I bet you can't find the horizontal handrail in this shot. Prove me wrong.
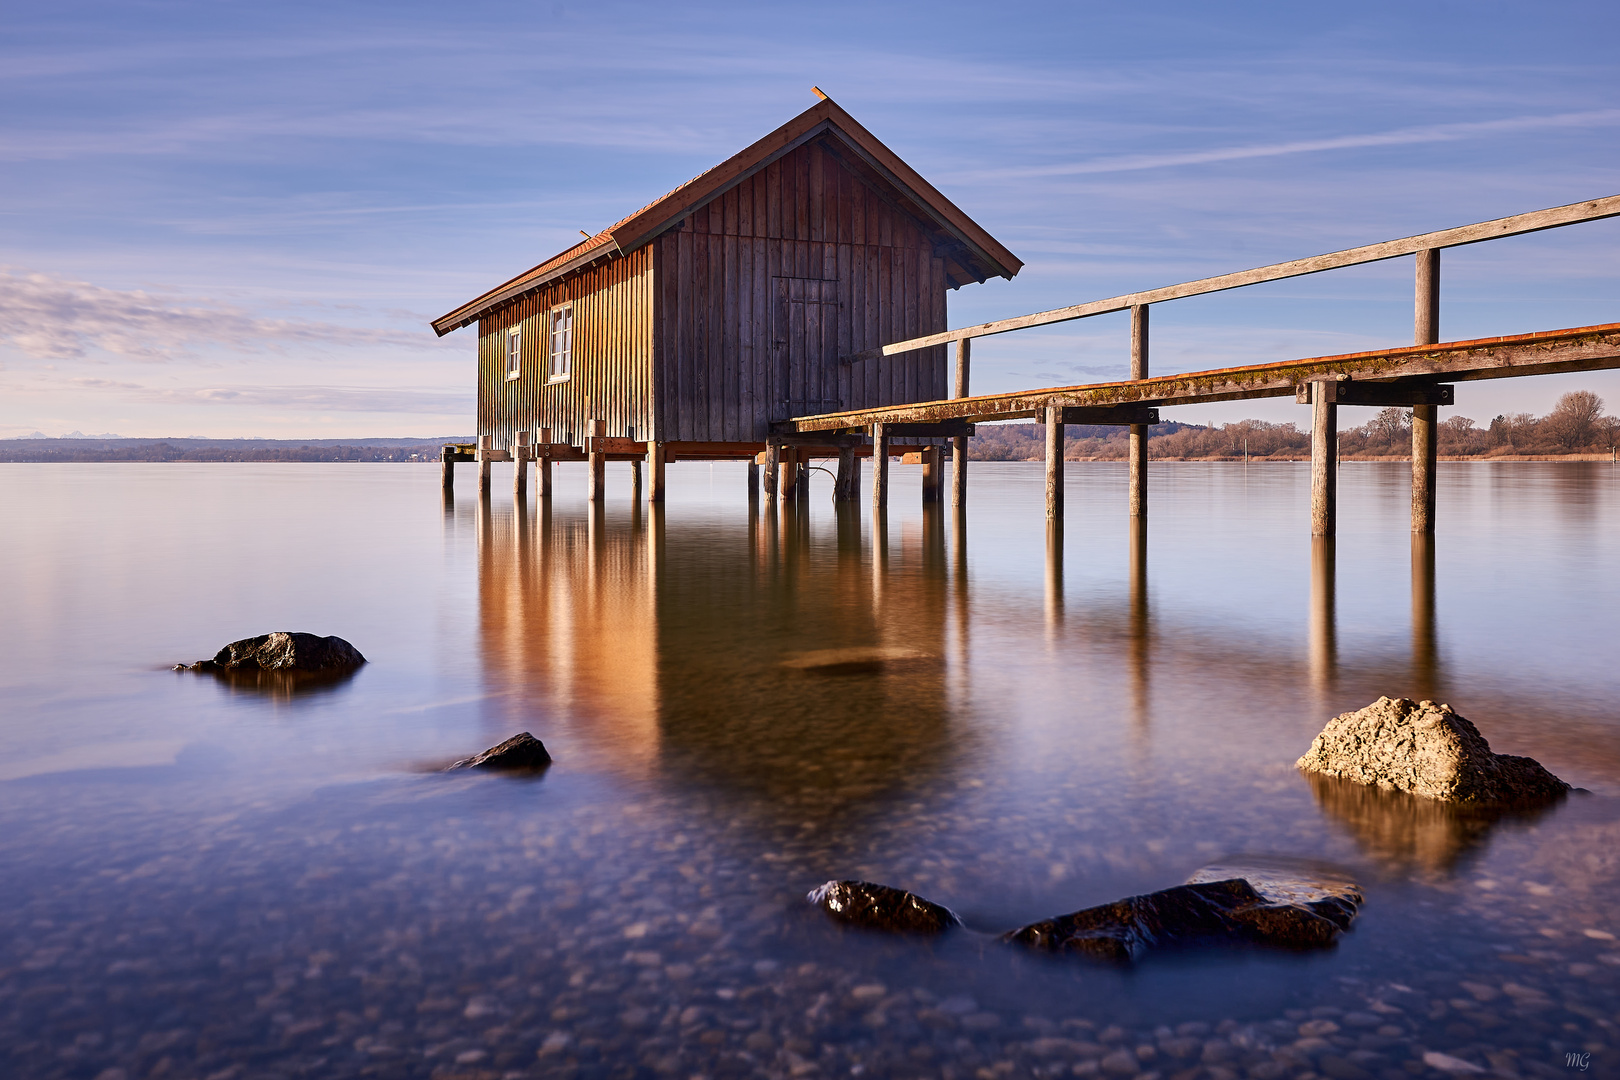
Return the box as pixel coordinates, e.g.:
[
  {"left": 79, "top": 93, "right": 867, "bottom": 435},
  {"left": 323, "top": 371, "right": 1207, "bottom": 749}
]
[{"left": 845, "top": 193, "right": 1620, "bottom": 363}]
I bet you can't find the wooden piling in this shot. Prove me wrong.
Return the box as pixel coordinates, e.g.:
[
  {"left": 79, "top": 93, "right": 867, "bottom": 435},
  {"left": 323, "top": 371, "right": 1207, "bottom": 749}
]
[
  {"left": 587, "top": 419, "right": 606, "bottom": 502},
  {"left": 920, "top": 445, "right": 942, "bottom": 503},
  {"left": 1044, "top": 405, "right": 1064, "bottom": 520},
  {"left": 537, "top": 427, "right": 553, "bottom": 498},
  {"left": 763, "top": 442, "right": 780, "bottom": 501},
  {"left": 478, "top": 434, "right": 492, "bottom": 498},
  {"left": 747, "top": 459, "right": 759, "bottom": 503},
  {"left": 952, "top": 338, "right": 970, "bottom": 512},
  {"left": 1309, "top": 537, "right": 1337, "bottom": 690},
  {"left": 834, "top": 446, "right": 858, "bottom": 501},
  {"left": 871, "top": 423, "right": 889, "bottom": 513},
  {"left": 1129, "top": 304, "right": 1149, "bottom": 518},
  {"left": 648, "top": 441, "right": 666, "bottom": 503},
  {"left": 779, "top": 447, "right": 799, "bottom": 500},
  {"left": 514, "top": 429, "right": 530, "bottom": 502},
  {"left": 1412, "top": 248, "right": 1440, "bottom": 535},
  {"left": 630, "top": 457, "right": 642, "bottom": 502},
  {"left": 1311, "top": 384, "right": 1337, "bottom": 537},
  {"left": 441, "top": 445, "right": 455, "bottom": 494}
]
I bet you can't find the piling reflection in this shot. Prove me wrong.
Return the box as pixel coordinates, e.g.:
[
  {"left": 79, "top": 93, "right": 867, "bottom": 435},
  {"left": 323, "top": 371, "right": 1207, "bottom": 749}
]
[{"left": 473, "top": 498, "right": 957, "bottom": 812}]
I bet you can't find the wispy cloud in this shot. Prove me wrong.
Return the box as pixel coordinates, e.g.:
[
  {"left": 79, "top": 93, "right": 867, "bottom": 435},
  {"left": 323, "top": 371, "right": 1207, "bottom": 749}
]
[
  {"left": 55, "top": 376, "right": 470, "bottom": 415},
  {"left": 955, "top": 109, "right": 1620, "bottom": 181},
  {"left": 0, "top": 268, "right": 445, "bottom": 361}
]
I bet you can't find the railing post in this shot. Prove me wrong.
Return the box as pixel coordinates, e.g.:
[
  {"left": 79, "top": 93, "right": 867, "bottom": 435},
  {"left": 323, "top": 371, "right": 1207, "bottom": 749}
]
[
  {"left": 952, "top": 338, "right": 971, "bottom": 512},
  {"left": 1311, "top": 384, "right": 1337, "bottom": 537},
  {"left": 1129, "top": 305, "right": 1149, "bottom": 518},
  {"left": 871, "top": 423, "right": 889, "bottom": 513},
  {"left": 1412, "top": 249, "right": 1440, "bottom": 535},
  {"left": 537, "top": 427, "right": 552, "bottom": 498},
  {"left": 1045, "top": 404, "right": 1064, "bottom": 520}
]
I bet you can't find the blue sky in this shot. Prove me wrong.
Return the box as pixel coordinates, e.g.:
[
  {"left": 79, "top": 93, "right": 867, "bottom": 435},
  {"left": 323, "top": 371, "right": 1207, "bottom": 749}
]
[{"left": 2, "top": 0, "right": 1617, "bottom": 437}]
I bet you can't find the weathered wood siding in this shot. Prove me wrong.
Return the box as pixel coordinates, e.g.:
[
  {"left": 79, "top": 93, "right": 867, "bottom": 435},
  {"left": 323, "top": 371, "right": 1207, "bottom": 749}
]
[
  {"left": 652, "top": 137, "right": 950, "bottom": 442},
  {"left": 477, "top": 246, "right": 654, "bottom": 449}
]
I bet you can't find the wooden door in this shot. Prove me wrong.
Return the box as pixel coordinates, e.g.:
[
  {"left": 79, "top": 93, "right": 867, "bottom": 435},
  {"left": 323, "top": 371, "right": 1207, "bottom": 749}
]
[{"left": 772, "top": 277, "right": 843, "bottom": 420}]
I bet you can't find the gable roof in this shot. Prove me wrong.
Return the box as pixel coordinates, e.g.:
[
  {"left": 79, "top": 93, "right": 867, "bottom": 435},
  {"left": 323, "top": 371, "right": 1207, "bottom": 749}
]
[{"left": 431, "top": 96, "right": 1022, "bottom": 336}]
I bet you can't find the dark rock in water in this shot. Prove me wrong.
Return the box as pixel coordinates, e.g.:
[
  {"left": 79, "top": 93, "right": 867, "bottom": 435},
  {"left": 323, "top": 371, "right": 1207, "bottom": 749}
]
[
  {"left": 1002, "top": 874, "right": 1361, "bottom": 961},
  {"left": 448, "top": 732, "right": 552, "bottom": 773},
  {"left": 186, "top": 632, "right": 366, "bottom": 673},
  {"left": 808, "top": 880, "right": 960, "bottom": 934},
  {"left": 1296, "top": 696, "right": 1568, "bottom": 807}
]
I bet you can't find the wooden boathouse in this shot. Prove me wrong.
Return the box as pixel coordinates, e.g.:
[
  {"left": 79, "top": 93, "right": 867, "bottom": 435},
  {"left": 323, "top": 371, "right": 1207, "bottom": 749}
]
[{"left": 432, "top": 92, "right": 1021, "bottom": 502}]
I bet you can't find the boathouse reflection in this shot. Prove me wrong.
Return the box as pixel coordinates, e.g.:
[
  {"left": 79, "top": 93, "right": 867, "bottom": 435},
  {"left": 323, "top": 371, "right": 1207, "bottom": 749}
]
[{"left": 472, "top": 497, "right": 957, "bottom": 808}]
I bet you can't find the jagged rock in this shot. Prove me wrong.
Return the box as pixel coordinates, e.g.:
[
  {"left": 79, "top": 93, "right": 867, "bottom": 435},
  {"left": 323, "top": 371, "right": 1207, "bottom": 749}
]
[
  {"left": 807, "top": 880, "right": 960, "bottom": 934},
  {"left": 448, "top": 732, "right": 552, "bottom": 772},
  {"left": 1296, "top": 697, "right": 1568, "bottom": 806},
  {"left": 1002, "top": 870, "right": 1361, "bottom": 962},
  {"left": 185, "top": 632, "right": 365, "bottom": 673}
]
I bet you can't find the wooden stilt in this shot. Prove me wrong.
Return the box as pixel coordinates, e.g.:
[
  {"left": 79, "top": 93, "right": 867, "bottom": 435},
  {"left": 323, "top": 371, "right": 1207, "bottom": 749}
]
[
  {"left": 834, "top": 446, "right": 857, "bottom": 501},
  {"left": 747, "top": 459, "right": 759, "bottom": 502},
  {"left": 763, "top": 442, "right": 780, "bottom": 501},
  {"left": 537, "top": 427, "right": 552, "bottom": 498},
  {"left": 648, "top": 441, "right": 666, "bottom": 504},
  {"left": 779, "top": 447, "right": 798, "bottom": 500},
  {"left": 920, "top": 445, "right": 942, "bottom": 503},
  {"left": 478, "top": 434, "right": 492, "bottom": 499},
  {"left": 871, "top": 423, "right": 889, "bottom": 513},
  {"left": 1411, "top": 532, "right": 1437, "bottom": 700},
  {"left": 1412, "top": 248, "right": 1440, "bottom": 535},
  {"left": 952, "top": 338, "right": 970, "bottom": 512},
  {"left": 1045, "top": 405, "right": 1064, "bottom": 520},
  {"left": 630, "top": 457, "right": 642, "bottom": 502},
  {"left": 1311, "top": 385, "right": 1337, "bottom": 537},
  {"left": 1129, "top": 304, "right": 1149, "bottom": 519},
  {"left": 1309, "top": 537, "right": 1336, "bottom": 690},
  {"left": 513, "top": 430, "right": 530, "bottom": 502},
  {"left": 587, "top": 419, "right": 606, "bottom": 502},
  {"left": 441, "top": 445, "right": 455, "bottom": 495}
]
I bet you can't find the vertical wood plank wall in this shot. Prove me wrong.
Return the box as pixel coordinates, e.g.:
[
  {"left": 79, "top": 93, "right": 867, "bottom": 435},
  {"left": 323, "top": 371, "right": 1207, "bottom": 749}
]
[
  {"left": 652, "top": 137, "right": 949, "bottom": 442},
  {"left": 477, "top": 246, "right": 654, "bottom": 448}
]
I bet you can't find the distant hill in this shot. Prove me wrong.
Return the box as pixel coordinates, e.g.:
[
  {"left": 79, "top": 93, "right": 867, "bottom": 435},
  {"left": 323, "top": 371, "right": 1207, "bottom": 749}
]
[{"left": 0, "top": 437, "right": 473, "bottom": 463}]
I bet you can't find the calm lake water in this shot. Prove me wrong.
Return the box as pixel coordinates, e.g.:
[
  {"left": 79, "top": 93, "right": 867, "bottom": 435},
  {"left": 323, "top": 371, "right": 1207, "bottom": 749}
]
[{"left": 1, "top": 460, "right": 1617, "bottom": 1080}]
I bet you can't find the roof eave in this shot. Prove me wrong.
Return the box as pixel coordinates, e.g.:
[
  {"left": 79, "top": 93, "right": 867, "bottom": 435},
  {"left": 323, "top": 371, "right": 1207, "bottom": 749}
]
[{"left": 430, "top": 240, "right": 622, "bottom": 336}]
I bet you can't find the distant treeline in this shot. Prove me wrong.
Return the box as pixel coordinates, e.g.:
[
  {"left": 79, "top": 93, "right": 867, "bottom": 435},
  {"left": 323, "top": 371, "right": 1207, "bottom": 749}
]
[
  {"left": 970, "top": 391, "right": 1619, "bottom": 461},
  {"left": 0, "top": 438, "right": 472, "bottom": 463}
]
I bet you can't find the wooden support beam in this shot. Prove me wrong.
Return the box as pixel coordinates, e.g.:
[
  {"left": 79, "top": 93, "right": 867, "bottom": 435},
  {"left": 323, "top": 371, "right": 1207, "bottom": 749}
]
[
  {"left": 441, "top": 445, "right": 455, "bottom": 494},
  {"left": 763, "top": 442, "right": 780, "bottom": 501},
  {"left": 779, "top": 446, "right": 799, "bottom": 500},
  {"left": 920, "top": 445, "right": 942, "bottom": 503},
  {"left": 537, "top": 428, "right": 552, "bottom": 497},
  {"left": 871, "top": 422, "right": 889, "bottom": 513},
  {"left": 587, "top": 436, "right": 649, "bottom": 455},
  {"left": 1295, "top": 380, "right": 1454, "bottom": 406},
  {"left": 1413, "top": 249, "right": 1440, "bottom": 535},
  {"left": 1129, "top": 304, "right": 1148, "bottom": 520},
  {"left": 587, "top": 419, "right": 606, "bottom": 503},
  {"left": 834, "top": 445, "right": 858, "bottom": 501},
  {"left": 478, "top": 434, "right": 492, "bottom": 498},
  {"left": 1043, "top": 406, "right": 1159, "bottom": 426},
  {"left": 1311, "top": 384, "right": 1337, "bottom": 537},
  {"left": 1045, "top": 404, "right": 1064, "bottom": 520},
  {"left": 630, "top": 457, "right": 642, "bottom": 502},
  {"left": 514, "top": 429, "right": 530, "bottom": 502},
  {"left": 747, "top": 458, "right": 759, "bottom": 502},
  {"left": 648, "top": 441, "right": 666, "bottom": 504}
]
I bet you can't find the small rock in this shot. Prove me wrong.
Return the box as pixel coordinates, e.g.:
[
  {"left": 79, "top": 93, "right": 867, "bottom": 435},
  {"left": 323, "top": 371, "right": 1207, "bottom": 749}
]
[
  {"left": 184, "top": 632, "right": 365, "bottom": 673},
  {"left": 1297, "top": 1020, "right": 1339, "bottom": 1038},
  {"left": 447, "top": 732, "right": 552, "bottom": 772},
  {"left": 1296, "top": 697, "right": 1568, "bottom": 805},
  {"left": 1421, "top": 1050, "right": 1485, "bottom": 1074},
  {"left": 1099, "top": 1049, "right": 1138, "bottom": 1075},
  {"left": 807, "top": 880, "right": 960, "bottom": 934}
]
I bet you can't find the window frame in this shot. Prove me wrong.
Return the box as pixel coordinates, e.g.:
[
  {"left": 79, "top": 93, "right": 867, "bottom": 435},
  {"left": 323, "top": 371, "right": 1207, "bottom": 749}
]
[
  {"left": 546, "top": 304, "right": 573, "bottom": 384},
  {"left": 505, "top": 325, "right": 522, "bottom": 382}
]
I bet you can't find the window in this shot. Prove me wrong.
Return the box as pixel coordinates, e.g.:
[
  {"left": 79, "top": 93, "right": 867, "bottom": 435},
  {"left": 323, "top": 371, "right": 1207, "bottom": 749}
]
[
  {"left": 505, "top": 326, "right": 522, "bottom": 381},
  {"left": 548, "top": 305, "right": 572, "bottom": 382}
]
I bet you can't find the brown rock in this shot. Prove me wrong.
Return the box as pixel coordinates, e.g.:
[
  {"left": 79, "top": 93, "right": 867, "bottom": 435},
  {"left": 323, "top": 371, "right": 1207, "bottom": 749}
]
[
  {"left": 1296, "top": 697, "right": 1567, "bottom": 806},
  {"left": 447, "top": 732, "right": 552, "bottom": 772},
  {"left": 187, "top": 632, "right": 365, "bottom": 673},
  {"left": 807, "top": 880, "right": 960, "bottom": 934}
]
